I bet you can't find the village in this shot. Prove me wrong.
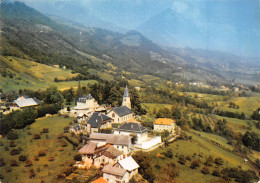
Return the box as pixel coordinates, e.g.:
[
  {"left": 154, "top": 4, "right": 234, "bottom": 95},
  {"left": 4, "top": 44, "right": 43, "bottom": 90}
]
[{"left": 0, "top": 86, "right": 181, "bottom": 183}]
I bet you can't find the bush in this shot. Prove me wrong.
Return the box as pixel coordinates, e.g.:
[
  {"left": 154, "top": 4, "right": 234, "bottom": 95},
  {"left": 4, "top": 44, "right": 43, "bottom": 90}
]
[
  {"left": 10, "top": 148, "right": 21, "bottom": 155},
  {"left": 201, "top": 166, "right": 210, "bottom": 174},
  {"left": 19, "top": 155, "right": 27, "bottom": 162},
  {"left": 48, "top": 156, "right": 55, "bottom": 161},
  {"left": 29, "top": 169, "right": 36, "bottom": 178},
  {"left": 25, "top": 160, "right": 33, "bottom": 167},
  {"left": 41, "top": 128, "right": 49, "bottom": 133},
  {"left": 64, "top": 126, "right": 70, "bottom": 133},
  {"left": 178, "top": 155, "right": 186, "bottom": 165},
  {"left": 7, "top": 131, "right": 19, "bottom": 140},
  {"left": 4, "top": 146, "right": 9, "bottom": 151},
  {"left": 27, "top": 131, "right": 32, "bottom": 135},
  {"left": 33, "top": 156, "right": 39, "bottom": 161},
  {"left": 60, "top": 141, "right": 68, "bottom": 147},
  {"left": 215, "top": 158, "right": 224, "bottom": 165},
  {"left": 74, "top": 154, "right": 82, "bottom": 161},
  {"left": 0, "top": 158, "right": 5, "bottom": 167},
  {"left": 38, "top": 151, "right": 46, "bottom": 157},
  {"left": 33, "top": 134, "right": 41, "bottom": 140},
  {"left": 9, "top": 140, "right": 16, "bottom": 147},
  {"left": 190, "top": 160, "right": 200, "bottom": 169},
  {"left": 212, "top": 170, "right": 221, "bottom": 177},
  {"left": 57, "top": 134, "right": 63, "bottom": 139},
  {"left": 163, "top": 149, "right": 173, "bottom": 159},
  {"left": 10, "top": 159, "right": 18, "bottom": 167}
]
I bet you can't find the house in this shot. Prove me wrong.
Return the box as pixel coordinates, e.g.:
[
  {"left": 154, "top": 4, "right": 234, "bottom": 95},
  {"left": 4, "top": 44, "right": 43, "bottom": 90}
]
[
  {"left": 154, "top": 118, "right": 176, "bottom": 134},
  {"left": 77, "top": 142, "right": 124, "bottom": 169},
  {"left": 89, "top": 133, "right": 131, "bottom": 154},
  {"left": 14, "top": 96, "right": 41, "bottom": 108},
  {"left": 114, "top": 122, "right": 148, "bottom": 144},
  {"left": 77, "top": 113, "right": 88, "bottom": 123},
  {"left": 92, "top": 177, "right": 108, "bottom": 183},
  {"left": 85, "top": 112, "right": 113, "bottom": 134},
  {"left": 53, "top": 65, "right": 59, "bottom": 68},
  {"left": 71, "top": 94, "right": 99, "bottom": 114},
  {"left": 103, "top": 156, "right": 139, "bottom": 183},
  {"left": 107, "top": 106, "right": 134, "bottom": 124}
]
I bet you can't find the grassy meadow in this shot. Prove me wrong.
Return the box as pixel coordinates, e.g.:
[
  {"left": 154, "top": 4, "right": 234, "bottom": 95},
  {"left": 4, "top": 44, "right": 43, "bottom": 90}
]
[{"left": 0, "top": 116, "right": 78, "bottom": 183}]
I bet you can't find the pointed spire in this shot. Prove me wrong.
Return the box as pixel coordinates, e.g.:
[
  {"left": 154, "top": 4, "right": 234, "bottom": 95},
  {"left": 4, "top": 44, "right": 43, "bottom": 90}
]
[{"left": 123, "top": 85, "right": 129, "bottom": 97}]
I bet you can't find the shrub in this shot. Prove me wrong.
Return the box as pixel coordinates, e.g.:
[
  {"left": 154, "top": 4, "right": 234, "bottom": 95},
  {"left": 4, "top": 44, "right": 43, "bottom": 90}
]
[
  {"left": 74, "top": 154, "right": 82, "bottom": 161},
  {"left": 215, "top": 158, "right": 224, "bottom": 165},
  {"left": 29, "top": 169, "right": 36, "bottom": 178},
  {"left": 178, "top": 155, "right": 186, "bottom": 165},
  {"left": 57, "top": 134, "right": 63, "bottom": 139},
  {"left": 163, "top": 149, "right": 173, "bottom": 159},
  {"left": 25, "top": 160, "right": 33, "bottom": 167},
  {"left": 190, "top": 160, "right": 200, "bottom": 169},
  {"left": 38, "top": 151, "right": 46, "bottom": 157},
  {"left": 33, "top": 134, "right": 41, "bottom": 140},
  {"left": 27, "top": 131, "right": 32, "bottom": 135},
  {"left": 33, "top": 156, "right": 39, "bottom": 161},
  {"left": 19, "top": 155, "right": 27, "bottom": 162},
  {"left": 201, "top": 166, "right": 210, "bottom": 174},
  {"left": 10, "top": 159, "right": 18, "bottom": 167},
  {"left": 7, "top": 131, "right": 19, "bottom": 140},
  {"left": 212, "top": 170, "right": 221, "bottom": 177},
  {"left": 48, "top": 156, "right": 54, "bottom": 161},
  {"left": 4, "top": 146, "right": 9, "bottom": 151},
  {"left": 0, "top": 158, "right": 5, "bottom": 167},
  {"left": 60, "top": 141, "right": 68, "bottom": 147},
  {"left": 0, "top": 141, "right": 4, "bottom": 146},
  {"left": 41, "top": 128, "right": 49, "bottom": 133},
  {"left": 64, "top": 126, "right": 70, "bottom": 133},
  {"left": 10, "top": 148, "right": 21, "bottom": 155},
  {"left": 9, "top": 140, "right": 16, "bottom": 147}
]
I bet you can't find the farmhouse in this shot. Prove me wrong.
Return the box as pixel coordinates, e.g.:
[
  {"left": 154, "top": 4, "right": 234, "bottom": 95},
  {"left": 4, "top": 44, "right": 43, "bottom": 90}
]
[
  {"left": 14, "top": 96, "right": 41, "bottom": 108},
  {"left": 89, "top": 133, "right": 131, "bottom": 154},
  {"left": 77, "top": 142, "right": 124, "bottom": 169},
  {"left": 114, "top": 122, "right": 148, "bottom": 144},
  {"left": 102, "top": 156, "right": 139, "bottom": 183},
  {"left": 154, "top": 118, "right": 176, "bottom": 134},
  {"left": 85, "top": 112, "right": 113, "bottom": 134},
  {"left": 107, "top": 106, "right": 133, "bottom": 123}
]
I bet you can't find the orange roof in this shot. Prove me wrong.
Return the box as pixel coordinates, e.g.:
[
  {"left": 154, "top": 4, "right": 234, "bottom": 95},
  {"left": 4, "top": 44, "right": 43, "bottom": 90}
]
[
  {"left": 154, "top": 118, "right": 175, "bottom": 125},
  {"left": 127, "top": 118, "right": 140, "bottom": 123},
  {"left": 92, "top": 177, "right": 107, "bottom": 183}
]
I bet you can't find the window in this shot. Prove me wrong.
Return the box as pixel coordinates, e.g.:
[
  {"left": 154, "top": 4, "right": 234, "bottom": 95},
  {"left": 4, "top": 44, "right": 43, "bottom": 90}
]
[{"left": 112, "top": 113, "right": 115, "bottom": 118}]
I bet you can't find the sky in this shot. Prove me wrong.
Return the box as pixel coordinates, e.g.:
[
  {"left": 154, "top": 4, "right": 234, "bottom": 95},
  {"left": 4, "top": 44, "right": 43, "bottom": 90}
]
[{"left": 11, "top": 0, "right": 260, "bottom": 58}]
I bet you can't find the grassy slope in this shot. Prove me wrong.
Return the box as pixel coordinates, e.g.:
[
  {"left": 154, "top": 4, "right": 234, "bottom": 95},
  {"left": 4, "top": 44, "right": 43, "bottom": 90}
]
[
  {"left": 0, "top": 116, "right": 77, "bottom": 183},
  {"left": 0, "top": 56, "right": 98, "bottom": 92}
]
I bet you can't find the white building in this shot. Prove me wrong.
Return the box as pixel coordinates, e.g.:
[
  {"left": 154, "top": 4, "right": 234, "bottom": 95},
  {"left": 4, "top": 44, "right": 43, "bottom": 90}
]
[
  {"left": 85, "top": 112, "right": 113, "bottom": 134},
  {"left": 107, "top": 106, "right": 133, "bottom": 124},
  {"left": 114, "top": 122, "right": 148, "bottom": 144},
  {"left": 71, "top": 94, "right": 99, "bottom": 115},
  {"left": 122, "top": 86, "right": 131, "bottom": 109},
  {"left": 154, "top": 118, "right": 176, "bottom": 134}
]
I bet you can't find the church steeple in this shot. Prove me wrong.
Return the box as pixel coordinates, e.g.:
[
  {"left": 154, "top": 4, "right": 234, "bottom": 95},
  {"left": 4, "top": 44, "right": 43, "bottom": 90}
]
[{"left": 122, "top": 86, "right": 131, "bottom": 109}]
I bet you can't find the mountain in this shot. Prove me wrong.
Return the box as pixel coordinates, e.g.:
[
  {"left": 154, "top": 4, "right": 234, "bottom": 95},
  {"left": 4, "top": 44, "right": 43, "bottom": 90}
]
[
  {"left": 136, "top": 1, "right": 260, "bottom": 58},
  {"left": 19, "top": 0, "right": 126, "bottom": 33}
]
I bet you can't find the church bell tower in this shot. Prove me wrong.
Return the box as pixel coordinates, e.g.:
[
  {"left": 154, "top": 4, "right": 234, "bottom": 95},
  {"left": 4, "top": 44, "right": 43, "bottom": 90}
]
[{"left": 122, "top": 86, "right": 131, "bottom": 109}]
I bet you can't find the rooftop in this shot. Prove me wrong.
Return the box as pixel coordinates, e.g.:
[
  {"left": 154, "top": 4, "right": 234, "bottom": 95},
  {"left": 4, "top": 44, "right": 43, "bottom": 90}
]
[
  {"left": 123, "top": 86, "right": 129, "bottom": 97},
  {"left": 118, "top": 156, "right": 139, "bottom": 171},
  {"left": 87, "top": 112, "right": 112, "bottom": 128},
  {"left": 102, "top": 165, "right": 126, "bottom": 177},
  {"left": 154, "top": 118, "right": 175, "bottom": 126},
  {"left": 89, "top": 133, "right": 130, "bottom": 146},
  {"left": 112, "top": 106, "right": 133, "bottom": 117},
  {"left": 116, "top": 122, "right": 147, "bottom": 133},
  {"left": 14, "top": 97, "right": 41, "bottom": 108},
  {"left": 77, "top": 94, "right": 94, "bottom": 103},
  {"left": 78, "top": 142, "right": 97, "bottom": 155},
  {"left": 92, "top": 177, "right": 108, "bottom": 183}
]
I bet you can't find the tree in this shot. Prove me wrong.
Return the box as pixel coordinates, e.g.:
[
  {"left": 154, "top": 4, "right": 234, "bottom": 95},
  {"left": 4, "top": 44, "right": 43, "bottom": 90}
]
[
  {"left": 106, "top": 87, "right": 122, "bottom": 106},
  {"left": 132, "top": 151, "right": 155, "bottom": 182},
  {"left": 190, "top": 160, "right": 200, "bottom": 169},
  {"left": 43, "top": 86, "right": 64, "bottom": 107}
]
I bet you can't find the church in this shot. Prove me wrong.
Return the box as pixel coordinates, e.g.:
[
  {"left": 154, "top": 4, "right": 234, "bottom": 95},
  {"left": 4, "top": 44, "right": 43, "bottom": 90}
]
[{"left": 107, "top": 86, "right": 134, "bottom": 123}]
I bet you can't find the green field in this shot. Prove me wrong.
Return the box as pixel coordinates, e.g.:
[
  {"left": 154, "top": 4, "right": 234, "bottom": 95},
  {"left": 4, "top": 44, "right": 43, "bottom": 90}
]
[
  {"left": 0, "top": 56, "right": 98, "bottom": 92},
  {"left": 0, "top": 116, "right": 77, "bottom": 183},
  {"left": 150, "top": 130, "right": 251, "bottom": 183},
  {"left": 218, "top": 97, "right": 260, "bottom": 118}
]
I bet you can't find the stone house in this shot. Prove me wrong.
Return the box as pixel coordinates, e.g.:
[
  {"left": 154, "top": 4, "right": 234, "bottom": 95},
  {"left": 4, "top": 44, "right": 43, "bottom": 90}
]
[
  {"left": 85, "top": 112, "right": 113, "bottom": 134},
  {"left": 154, "top": 118, "right": 176, "bottom": 134},
  {"left": 107, "top": 106, "right": 134, "bottom": 124}
]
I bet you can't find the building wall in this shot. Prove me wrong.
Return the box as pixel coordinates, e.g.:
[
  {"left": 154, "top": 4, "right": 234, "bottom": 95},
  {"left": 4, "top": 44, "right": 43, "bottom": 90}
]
[
  {"left": 107, "top": 112, "right": 133, "bottom": 124},
  {"left": 113, "top": 144, "right": 130, "bottom": 154},
  {"left": 154, "top": 124, "right": 175, "bottom": 133},
  {"left": 114, "top": 131, "right": 148, "bottom": 144},
  {"left": 103, "top": 172, "right": 129, "bottom": 183},
  {"left": 122, "top": 96, "right": 131, "bottom": 109}
]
